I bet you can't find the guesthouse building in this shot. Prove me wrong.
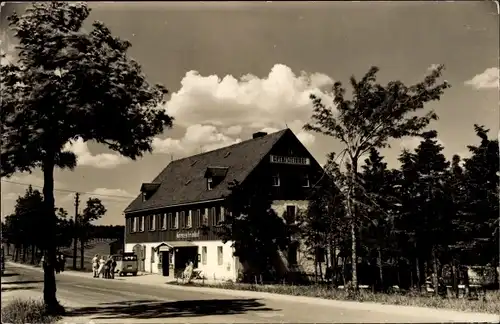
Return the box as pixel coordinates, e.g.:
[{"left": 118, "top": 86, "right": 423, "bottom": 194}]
[{"left": 124, "top": 129, "right": 324, "bottom": 281}]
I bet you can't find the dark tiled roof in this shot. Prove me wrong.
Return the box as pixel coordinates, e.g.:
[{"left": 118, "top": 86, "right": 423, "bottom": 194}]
[{"left": 124, "top": 129, "right": 289, "bottom": 214}]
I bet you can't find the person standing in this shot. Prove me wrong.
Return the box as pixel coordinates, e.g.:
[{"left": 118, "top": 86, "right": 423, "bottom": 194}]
[
  {"left": 92, "top": 254, "right": 99, "bottom": 278},
  {"left": 104, "top": 256, "right": 111, "bottom": 279},
  {"left": 55, "top": 254, "right": 61, "bottom": 274},
  {"left": 110, "top": 256, "right": 117, "bottom": 279},
  {"left": 98, "top": 255, "right": 106, "bottom": 278},
  {"left": 60, "top": 254, "right": 66, "bottom": 272}
]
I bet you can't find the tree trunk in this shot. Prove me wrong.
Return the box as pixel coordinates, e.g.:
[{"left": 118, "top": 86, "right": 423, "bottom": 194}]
[
  {"left": 431, "top": 247, "right": 439, "bottom": 297},
  {"left": 31, "top": 244, "right": 35, "bottom": 264},
  {"left": 415, "top": 256, "right": 421, "bottom": 289},
  {"left": 330, "top": 240, "right": 337, "bottom": 287},
  {"left": 80, "top": 238, "right": 85, "bottom": 270},
  {"left": 42, "top": 154, "right": 64, "bottom": 314},
  {"left": 377, "top": 246, "right": 384, "bottom": 291},
  {"left": 349, "top": 158, "right": 359, "bottom": 291},
  {"left": 73, "top": 226, "right": 78, "bottom": 270},
  {"left": 14, "top": 245, "right": 19, "bottom": 262},
  {"left": 451, "top": 259, "right": 459, "bottom": 298}
]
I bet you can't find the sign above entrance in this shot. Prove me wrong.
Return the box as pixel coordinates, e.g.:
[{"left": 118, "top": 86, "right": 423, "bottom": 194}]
[
  {"left": 270, "top": 155, "right": 310, "bottom": 166},
  {"left": 176, "top": 231, "right": 200, "bottom": 240}
]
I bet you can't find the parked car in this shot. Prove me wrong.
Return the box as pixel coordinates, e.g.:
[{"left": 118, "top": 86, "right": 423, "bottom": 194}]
[{"left": 113, "top": 252, "right": 138, "bottom": 276}]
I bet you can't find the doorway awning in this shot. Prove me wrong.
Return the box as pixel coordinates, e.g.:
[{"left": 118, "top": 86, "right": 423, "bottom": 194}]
[{"left": 155, "top": 241, "right": 196, "bottom": 252}]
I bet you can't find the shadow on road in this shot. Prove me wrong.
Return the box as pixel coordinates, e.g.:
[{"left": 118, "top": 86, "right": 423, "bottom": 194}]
[
  {"left": 1, "top": 272, "right": 19, "bottom": 278},
  {"left": 1, "top": 286, "right": 38, "bottom": 292},
  {"left": 2, "top": 280, "right": 44, "bottom": 285},
  {"left": 66, "top": 298, "right": 278, "bottom": 319}
]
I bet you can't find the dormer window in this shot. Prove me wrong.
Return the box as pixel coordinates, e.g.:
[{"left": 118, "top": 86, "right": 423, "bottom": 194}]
[
  {"left": 204, "top": 166, "right": 229, "bottom": 191},
  {"left": 140, "top": 183, "right": 160, "bottom": 201}
]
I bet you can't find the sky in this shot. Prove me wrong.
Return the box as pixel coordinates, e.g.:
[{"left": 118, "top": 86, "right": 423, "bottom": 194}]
[{"left": 0, "top": 1, "right": 498, "bottom": 225}]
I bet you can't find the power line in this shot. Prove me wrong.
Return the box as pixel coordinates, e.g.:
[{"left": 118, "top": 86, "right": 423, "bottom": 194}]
[{"left": 1, "top": 179, "right": 136, "bottom": 199}]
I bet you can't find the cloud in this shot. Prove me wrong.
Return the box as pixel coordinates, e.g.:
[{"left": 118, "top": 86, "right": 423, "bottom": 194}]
[
  {"left": 225, "top": 125, "right": 243, "bottom": 136},
  {"left": 165, "top": 63, "right": 335, "bottom": 131},
  {"left": 464, "top": 67, "right": 499, "bottom": 90},
  {"left": 64, "top": 138, "right": 129, "bottom": 169},
  {"left": 259, "top": 119, "right": 316, "bottom": 148},
  {"left": 153, "top": 124, "right": 242, "bottom": 157},
  {"left": 155, "top": 65, "right": 332, "bottom": 157},
  {"left": 89, "top": 188, "right": 134, "bottom": 200},
  {"left": 1, "top": 173, "right": 66, "bottom": 218},
  {"left": 427, "top": 63, "right": 441, "bottom": 72}
]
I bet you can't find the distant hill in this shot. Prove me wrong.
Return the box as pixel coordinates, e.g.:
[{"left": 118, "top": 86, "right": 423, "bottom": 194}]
[{"left": 60, "top": 238, "right": 118, "bottom": 271}]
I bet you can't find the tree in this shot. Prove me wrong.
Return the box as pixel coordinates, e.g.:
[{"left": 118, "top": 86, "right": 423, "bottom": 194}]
[
  {"left": 219, "top": 180, "right": 290, "bottom": 283},
  {"left": 304, "top": 65, "right": 450, "bottom": 290},
  {"left": 398, "top": 131, "right": 450, "bottom": 295},
  {"left": 13, "top": 186, "right": 45, "bottom": 263},
  {"left": 2, "top": 187, "right": 70, "bottom": 264},
  {"left": 0, "top": 2, "right": 172, "bottom": 313},
  {"left": 298, "top": 152, "right": 348, "bottom": 285},
  {"left": 359, "top": 148, "right": 399, "bottom": 290},
  {"left": 78, "top": 197, "right": 107, "bottom": 269},
  {"left": 462, "top": 125, "right": 499, "bottom": 272}
]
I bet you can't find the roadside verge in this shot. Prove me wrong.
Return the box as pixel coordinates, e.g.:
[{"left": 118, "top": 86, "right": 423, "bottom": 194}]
[{"left": 7, "top": 261, "right": 500, "bottom": 323}]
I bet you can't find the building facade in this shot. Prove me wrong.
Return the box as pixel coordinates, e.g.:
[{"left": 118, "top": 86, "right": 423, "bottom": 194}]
[{"left": 124, "top": 129, "right": 324, "bottom": 281}]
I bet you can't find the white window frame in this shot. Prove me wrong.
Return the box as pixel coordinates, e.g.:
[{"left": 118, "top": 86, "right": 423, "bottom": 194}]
[
  {"left": 211, "top": 207, "right": 217, "bottom": 226},
  {"left": 131, "top": 217, "right": 136, "bottom": 233},
  {"left": 187, "top": 210, "right": 193, "bottom": 228},
  {"left": 202, "top": 246, "right": 207, "bottom": 265},
  {"left": 173, "top": 212, "right": 179, "bottom": 229},
  {"left": 162, "top": 214, "right": 168, "bottom": 230},
  {"left": 302, "top": 174, "right": 310, "bottom": 188},
  {"left": 179, "top": 211, "right": 185, "bottom": 228},
  {"left": 272, "top": 173, "right": 280, "bottom": 187},
  {"left": 149, "top": 214, "right": 156, "bottom": 231},
  {"left": 217, "top": 246, "right": 223, "bottom": 265},
  {"left": 207, "top": 177, "right": 214, "bottom": 190},
  {"left": 220, "top": 206, "right": 226, "bottom": 223},
  {"left": 139, "top": 216, "right": 145, "bottom": 232},
  {"left": 202, "top": 208, "right": 208, "bottom": 226}
]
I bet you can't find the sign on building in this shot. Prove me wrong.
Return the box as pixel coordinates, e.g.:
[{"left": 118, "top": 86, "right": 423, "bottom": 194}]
[
  {"left": 176, "top": 231, "right": 200, "bottom": 240},
  {"left": 270, "top": 155, "right": 310, "bottom": 166}
]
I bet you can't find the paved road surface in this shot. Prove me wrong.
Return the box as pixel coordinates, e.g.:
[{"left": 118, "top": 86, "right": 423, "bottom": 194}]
[{"left": 2, "top": 264, "right": 497, "bottom": 323}]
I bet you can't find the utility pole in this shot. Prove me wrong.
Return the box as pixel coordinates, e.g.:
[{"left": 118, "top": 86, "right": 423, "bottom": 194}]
[{"left": 72, "top": 192, "right": 80, "bottom": 270}]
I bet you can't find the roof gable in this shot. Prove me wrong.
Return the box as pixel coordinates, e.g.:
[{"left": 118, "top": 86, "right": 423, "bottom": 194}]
[{"left": 124, "top": 129, "right": 289, "bottom": 214}]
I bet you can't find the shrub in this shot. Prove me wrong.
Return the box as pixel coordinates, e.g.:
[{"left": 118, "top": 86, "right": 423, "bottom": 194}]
[{"left": 1, "top": 298, "right": 60, "bottom": 324}]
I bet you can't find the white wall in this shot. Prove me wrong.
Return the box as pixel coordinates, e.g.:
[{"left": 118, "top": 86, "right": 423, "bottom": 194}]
[
  {"left": 271, "top": 200, "right": 309, "bottom": 217},
  {"left": 123, "top": 200, "right": 310, "bottom": 278},
  {"left": 193, "top": 240, "right": 236, "bottom": 281},
  {"left": 125, "top": 242, "right": 161, "bottom": 274},
  {"left": 271, "top": 200, "right": 318, "bottom": 274},
  {"left": 125, "top": 240, "right": 238, "bottom": 280}
]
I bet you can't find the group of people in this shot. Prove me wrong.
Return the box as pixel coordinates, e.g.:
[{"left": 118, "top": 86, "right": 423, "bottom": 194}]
[
  {"left": 92, "top": 254, "right": 117, "bottom": 279},
  {"left": 40, "top": 253, "right": 66, "bottom": 274}
]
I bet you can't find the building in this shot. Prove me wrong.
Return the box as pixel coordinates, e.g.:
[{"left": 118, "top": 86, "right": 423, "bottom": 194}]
[{"left": 123, "top": 129, "right": 324, "bottom": 281}]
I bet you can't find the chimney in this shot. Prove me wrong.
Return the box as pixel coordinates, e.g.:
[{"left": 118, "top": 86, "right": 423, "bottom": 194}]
[{"left": 252, "top": 131, "right": 267, "bottom": 139}]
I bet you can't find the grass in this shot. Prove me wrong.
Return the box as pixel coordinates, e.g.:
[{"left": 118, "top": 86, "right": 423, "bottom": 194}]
[
  {"left": 1, "top": 298, "right": 61, "bottom": 324},
  {"left": 168, "top": 281, "right": 500, "bottom": 315}
]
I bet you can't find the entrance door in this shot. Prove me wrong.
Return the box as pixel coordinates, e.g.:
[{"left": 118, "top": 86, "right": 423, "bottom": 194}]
[{"left": 161, "top": 251, "right": 170, "bottom": 276}]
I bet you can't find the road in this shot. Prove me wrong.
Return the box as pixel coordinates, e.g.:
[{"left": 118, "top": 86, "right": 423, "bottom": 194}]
[{"left": 2, "top": 264, "right": 497, "bottom": 323}]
